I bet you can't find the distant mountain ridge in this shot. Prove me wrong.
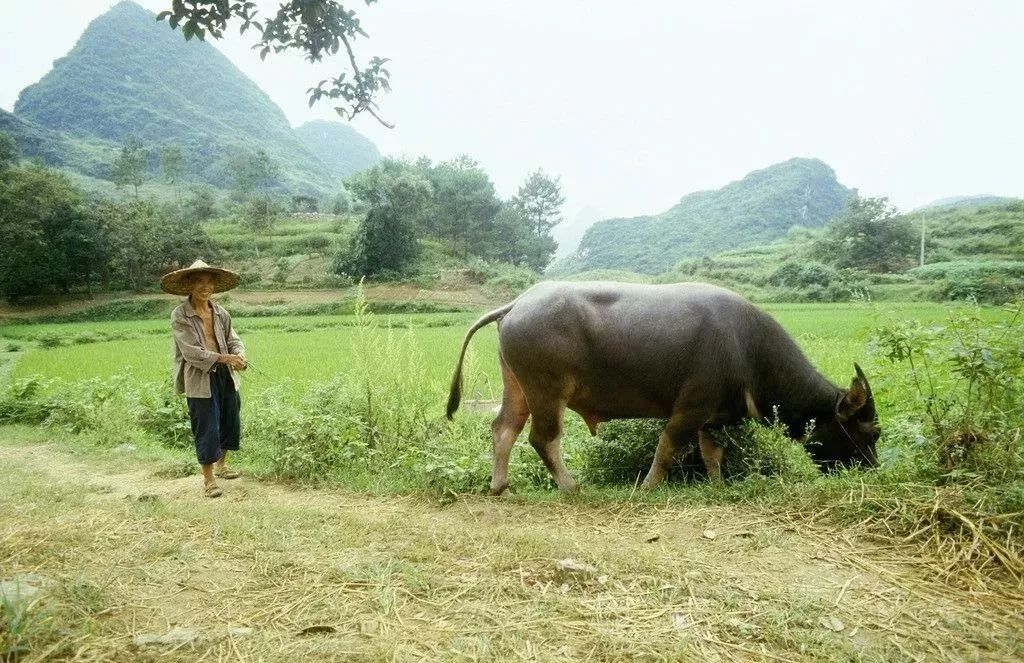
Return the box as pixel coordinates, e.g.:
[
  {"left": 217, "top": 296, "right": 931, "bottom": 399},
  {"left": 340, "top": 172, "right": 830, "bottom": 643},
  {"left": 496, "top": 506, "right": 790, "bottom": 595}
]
[
  {"left": 9, "top": 1, "right": 378, "bottom": 195},
  {"left": 295, "top": 120, "right": 381, "bottom": 181},
  {"left": 560, "top": 158, "right": 851, "bottom": 274},
  {"left": 915, "top": 195, "right": 1019, "bottom": 212}
]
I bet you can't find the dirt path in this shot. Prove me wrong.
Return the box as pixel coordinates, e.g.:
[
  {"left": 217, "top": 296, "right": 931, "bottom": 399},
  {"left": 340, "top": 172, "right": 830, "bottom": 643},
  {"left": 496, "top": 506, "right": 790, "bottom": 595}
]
[{"left": 1, "top": 439, "right": 1021, "bottom": 662}]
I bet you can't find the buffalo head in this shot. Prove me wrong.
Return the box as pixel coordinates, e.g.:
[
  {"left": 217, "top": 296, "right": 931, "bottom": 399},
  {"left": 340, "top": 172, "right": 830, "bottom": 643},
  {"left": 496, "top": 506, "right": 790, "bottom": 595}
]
[{"left": 806, "top": 364, "right": 879, "bottom": 469}]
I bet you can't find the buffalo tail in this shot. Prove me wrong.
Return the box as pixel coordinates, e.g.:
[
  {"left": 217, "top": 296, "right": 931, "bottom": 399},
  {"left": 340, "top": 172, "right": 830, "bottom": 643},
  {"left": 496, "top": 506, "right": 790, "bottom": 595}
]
[{"left": 446, "top": 302, "right": 515, "bottom": 420}]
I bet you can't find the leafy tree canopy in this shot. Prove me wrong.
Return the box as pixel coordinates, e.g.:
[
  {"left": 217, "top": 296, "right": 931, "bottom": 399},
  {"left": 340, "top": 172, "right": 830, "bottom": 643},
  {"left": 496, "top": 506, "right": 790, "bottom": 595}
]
[
  {"left": 512, "top": 169, "right": 566, "bottom": 236},
  {"left": 0, "top": 131, "right": 20, "bottom": 172},
  {"left": 112, "top": 137, "right": 148, "bottom": 198},
  {"left": 812, "top": 195, "right": 917, "bottom": 273}
]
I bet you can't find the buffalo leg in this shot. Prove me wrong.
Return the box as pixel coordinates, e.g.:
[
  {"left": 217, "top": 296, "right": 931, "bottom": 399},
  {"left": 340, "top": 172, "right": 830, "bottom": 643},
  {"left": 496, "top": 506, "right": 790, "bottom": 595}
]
[
  {"left": 641, "top": 414, "right": 695, "bottom": 490},
  {"left": 527, "top": 404, "right": 578, "bottom": 492},
  {"left": 698, "top": 430, "right": 724, "bottom": 483},
  {"left": 489, "top": 357, "right": 530, "bottom": 496}
]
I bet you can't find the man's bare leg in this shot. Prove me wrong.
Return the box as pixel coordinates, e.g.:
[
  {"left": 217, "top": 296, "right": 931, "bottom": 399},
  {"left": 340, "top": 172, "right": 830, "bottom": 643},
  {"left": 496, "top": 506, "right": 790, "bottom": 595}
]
[
  {"left": 214, "top": 451, "right": 240, "bottom": 479},
  {"left": 201, "top": 463, "right": 221, "bottom": 496}
]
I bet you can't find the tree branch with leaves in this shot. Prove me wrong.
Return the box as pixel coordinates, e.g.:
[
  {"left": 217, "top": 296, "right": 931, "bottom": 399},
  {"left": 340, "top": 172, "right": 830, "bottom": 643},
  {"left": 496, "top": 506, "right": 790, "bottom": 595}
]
[{"left": 158, "top": 1, "right": 392, "bottom": 127}]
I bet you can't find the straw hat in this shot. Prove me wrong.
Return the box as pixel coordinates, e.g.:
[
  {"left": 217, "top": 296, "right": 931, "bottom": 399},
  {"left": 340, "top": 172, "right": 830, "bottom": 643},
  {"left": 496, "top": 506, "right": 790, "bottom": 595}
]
[{"left": 160, "top": 260, "right": 240, "bottom": 296}]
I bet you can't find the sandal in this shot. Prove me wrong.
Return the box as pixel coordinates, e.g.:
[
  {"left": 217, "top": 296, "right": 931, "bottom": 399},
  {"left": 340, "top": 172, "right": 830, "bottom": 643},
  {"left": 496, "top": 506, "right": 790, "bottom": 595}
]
[
  {"left": 204, "top": 482, "right": 223, "bottom": 498},
  {"left": 215, "top": 468, "right": 241, "bottom": 480}
]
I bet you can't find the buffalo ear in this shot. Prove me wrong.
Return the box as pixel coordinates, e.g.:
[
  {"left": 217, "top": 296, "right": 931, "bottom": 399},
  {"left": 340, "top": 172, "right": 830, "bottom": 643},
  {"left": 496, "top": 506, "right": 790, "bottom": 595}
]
[
  {"left": 837, "top": 375, "right": 869, "bottom": 420},
  {"left": 854, "top": 362, "right": 873, "bottom": 399}
]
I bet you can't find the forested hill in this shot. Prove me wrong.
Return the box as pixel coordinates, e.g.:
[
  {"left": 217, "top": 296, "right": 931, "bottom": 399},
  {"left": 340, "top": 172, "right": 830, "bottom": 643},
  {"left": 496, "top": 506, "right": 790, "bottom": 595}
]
[
  {"left": 561, "top": 158, "right": 851, "bottom": 274},
  {"left": 295, "top": 120, "right": 381, "bottom": 181},
  {"left": 11, "top": 1, "right": 375, "bottom": 195}
]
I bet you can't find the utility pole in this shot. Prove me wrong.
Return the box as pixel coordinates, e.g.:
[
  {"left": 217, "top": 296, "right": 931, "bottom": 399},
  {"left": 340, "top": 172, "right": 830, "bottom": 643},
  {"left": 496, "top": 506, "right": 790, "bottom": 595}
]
[{"left": 919, "top": 215, "right": 926, "bottom": 267}]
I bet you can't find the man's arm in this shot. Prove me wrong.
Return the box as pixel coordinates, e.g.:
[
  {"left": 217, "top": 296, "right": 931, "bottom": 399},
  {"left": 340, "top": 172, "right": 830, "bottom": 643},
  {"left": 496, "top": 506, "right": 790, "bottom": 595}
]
[{"left": 172, "top": 312, "right": 242, "bottom": 370}]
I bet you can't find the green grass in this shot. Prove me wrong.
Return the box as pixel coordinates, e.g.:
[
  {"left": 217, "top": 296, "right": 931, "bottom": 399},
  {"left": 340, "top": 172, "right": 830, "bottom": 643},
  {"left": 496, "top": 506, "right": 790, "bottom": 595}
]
[{"left": 5, "top": 301, "right": 1005, "bottom": 404}]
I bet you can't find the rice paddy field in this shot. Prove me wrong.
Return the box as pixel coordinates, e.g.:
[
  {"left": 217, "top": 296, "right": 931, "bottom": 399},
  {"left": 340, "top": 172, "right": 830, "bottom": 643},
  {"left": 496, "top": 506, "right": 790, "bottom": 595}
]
[
  {"left": 1, "top": 301, "right": 1003, "bottom": 400},
  {"left": 2, "top": 298, "right": 1023, "bottom": 661}
]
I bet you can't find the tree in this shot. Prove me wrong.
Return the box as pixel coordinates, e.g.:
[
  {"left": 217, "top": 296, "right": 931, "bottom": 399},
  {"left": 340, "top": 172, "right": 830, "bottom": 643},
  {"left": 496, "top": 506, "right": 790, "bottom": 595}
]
[
  {"left": 186, "top": 186, "right": 218, "bottom": 222},
  {"left": 812, "top": 196, "right": 916, "bottom": 273},
  {"left": 159, "top": 1, "right": 392, "bottom": 127},
  {"left": 242, "top": 194, "right": 279, "bottom": 258},
  {"left": 342, "top": 206, "right": 419, "bottom": 278},
  {"left": 0, "top": 165, "right": 100, "bottom": 301},
  {"left": 329, "top": 187, "right": 353, "bottom": 215},
  {"left": 426, "top": 156, "right": 501, "bottom": 257},
  {"left": 229, "top": 148, "right": 280, "bottom": 199},
  {"left": 161, "top": 143, "right": 185, "bottom": 198},
  {"left": 512, "top": 169, "right": 565, "bottom": 236},
  {"left": 100, "top": 200, "right": 216, "bottom": 291},
  {"left": 0, "top": 132, "right": 19, "bottom": 172},
  {"left": 292, "top": 194, "right": 318, "bottom": 213},
  {"left": 346, "top": 158, "right": 431, "bottom": 215},
  {"left": 112, "top": 137, "right": 147, "bottom": 198},
  {"left": 228, "top": 149, "right": 281, "bottom": 256}
]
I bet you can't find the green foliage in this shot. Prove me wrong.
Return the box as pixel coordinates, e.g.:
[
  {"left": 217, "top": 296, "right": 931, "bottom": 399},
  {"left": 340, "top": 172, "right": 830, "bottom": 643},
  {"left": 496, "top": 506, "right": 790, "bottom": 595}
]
[
  {"left": 249, "top": 381, "right": 370, "bottom": 483},
  {"left": 0, "top": 165, "right": 99, "bottom": 302},
  {"left": 111, "top": 137, "right": 147, "bottom": 197},
  {"left": 0, "top": 109, "right": 119, "bottom": 181},
  {"left": 571, "top": 158, "right": 851, "bottom": 274},
  {"left": 186, "top": 185, "right": 218, "bottom": 221},
  {"left": 158, "top": 0, "right": 392, "bottom": 126},
  {"left": 425, "top": 156, "right": 502, "bottom": 258},
  {"left": 910, "top": 199, "right": 1024, "bottom": 263},
  {"left": 0, "top": 131, "right": 19, "bottom": 171},
  {"left": 581, "top": 417, "right": 818, "bottom": 486},
  {"left": 341, "top": 157, "right": 563, "bottom": 277},
  {"left": 341, "top": 207, "right": 421, "bottom": 278},
  {"left": 910, "top": 261, "right": 1024, "bottom": 304},
  {"left": 874, "top": 302, "right": 1024, "bottom": 479},
  {"left": 511, "top": 169, "right": 566, "bottom": 236},
  {"left": 160, "top": 143, "right": 184, "bottom": 189},
  {"left": 767, "top": 261, "right": 839, "bottom": 289},
  {"left": 230, "top": 148, "right": 280, "bottom": 199},
  {"left": 346, "top": 158, "right": 433, "bottom": 216},
  {"left": 812, "top": 196, "right": 917, "bottom": 272},
  {"left": 97, "top": 198, "right": 217, "bottom": 290},
  {"left": 241, "top": 194, "right": 280, "bottom": 254}
]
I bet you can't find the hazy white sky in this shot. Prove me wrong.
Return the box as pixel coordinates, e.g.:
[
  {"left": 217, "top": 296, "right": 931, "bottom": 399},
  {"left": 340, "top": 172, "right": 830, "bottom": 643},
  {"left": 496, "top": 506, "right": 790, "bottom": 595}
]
[{"left": 2, "top": 0, "right": 1022, "bottom": 222}]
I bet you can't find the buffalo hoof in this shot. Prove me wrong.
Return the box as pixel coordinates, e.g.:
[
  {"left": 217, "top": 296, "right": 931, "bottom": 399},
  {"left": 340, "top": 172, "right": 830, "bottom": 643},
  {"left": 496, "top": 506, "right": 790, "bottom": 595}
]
[
  {"left": 640, "top": 478, "right": 662, "bottom": 492},
  {"left": 489, "top": 483, "right": 509, "bottom": 497}
]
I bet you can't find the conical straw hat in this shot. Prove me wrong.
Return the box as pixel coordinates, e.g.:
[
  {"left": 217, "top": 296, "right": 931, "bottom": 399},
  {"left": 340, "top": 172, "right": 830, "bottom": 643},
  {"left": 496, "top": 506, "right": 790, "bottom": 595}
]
[{"left": 160, "top": 260, "right": 240, "bottom": 296}]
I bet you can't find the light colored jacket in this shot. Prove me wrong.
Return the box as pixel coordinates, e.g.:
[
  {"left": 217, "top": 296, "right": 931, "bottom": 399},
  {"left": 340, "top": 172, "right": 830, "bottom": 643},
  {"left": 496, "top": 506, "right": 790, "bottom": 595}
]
[{"left": 171, "top": 298, "right": 244, "bottom": 398}]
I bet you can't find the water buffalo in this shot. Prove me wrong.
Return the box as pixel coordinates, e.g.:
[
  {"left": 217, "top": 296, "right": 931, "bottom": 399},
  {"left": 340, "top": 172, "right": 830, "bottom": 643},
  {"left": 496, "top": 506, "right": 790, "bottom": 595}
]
[{"left": 446, "top": 281, "right": 879, "bottom": 494}]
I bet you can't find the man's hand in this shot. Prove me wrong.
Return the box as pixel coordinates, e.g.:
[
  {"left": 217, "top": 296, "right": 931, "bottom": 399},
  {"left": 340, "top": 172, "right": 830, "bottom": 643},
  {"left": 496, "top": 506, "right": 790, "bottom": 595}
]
[{"left": 220, "top": 354, "right": 247, "bottom": 370}]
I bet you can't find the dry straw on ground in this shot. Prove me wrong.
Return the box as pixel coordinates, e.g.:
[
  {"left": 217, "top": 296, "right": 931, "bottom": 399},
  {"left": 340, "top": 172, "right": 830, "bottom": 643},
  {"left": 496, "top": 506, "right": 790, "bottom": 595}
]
[{"left": 1, "top": 439, "right": 1023, "bottom": 662}]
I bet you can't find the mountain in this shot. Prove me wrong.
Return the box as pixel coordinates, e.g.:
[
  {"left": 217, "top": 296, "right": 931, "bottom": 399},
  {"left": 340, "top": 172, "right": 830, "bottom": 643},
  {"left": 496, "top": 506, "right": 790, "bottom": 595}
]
[
  {"left": 0, "top": 108, "right": 119, "bottom": 180},
  {"left": 915, "top": 195, "right": 1018, "bottom": 212},
  {"left": 294, "top": 120, "right": 380, "bottom": 180},
  {"left": 563, "top": 158, "right": 852, "bottom": 274},
  {"left": 552, "top": 205, "right": 605, "bottom": 260},
  {"left": 11, "top": 1, "right": 373, "bottom": 196}
]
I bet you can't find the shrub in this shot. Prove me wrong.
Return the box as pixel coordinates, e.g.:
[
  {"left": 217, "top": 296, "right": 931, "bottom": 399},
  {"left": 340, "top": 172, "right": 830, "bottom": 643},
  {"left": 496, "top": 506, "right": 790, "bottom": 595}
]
[
  {"left": 873, "top": 301, "right": 1024, "bottom": 480},
  {"left": 137, "top": 386, "right": 192, "bottom": 450},
  {"left": 0, "top": 377, "right": 52, "bottom": 425},
  {"left": 581, "top": 416, "right": 816, "bottom": 485},
  {"left": 767, "top": 261, "right": 839, "bottom": 289}
]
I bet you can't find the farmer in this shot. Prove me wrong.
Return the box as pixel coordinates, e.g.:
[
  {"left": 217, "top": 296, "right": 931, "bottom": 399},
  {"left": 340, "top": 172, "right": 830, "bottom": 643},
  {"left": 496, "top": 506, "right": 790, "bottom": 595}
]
[{"left": 161, "top": 260, "right": 248, "bottom": 498}]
